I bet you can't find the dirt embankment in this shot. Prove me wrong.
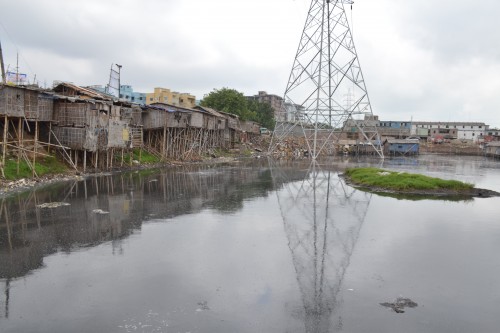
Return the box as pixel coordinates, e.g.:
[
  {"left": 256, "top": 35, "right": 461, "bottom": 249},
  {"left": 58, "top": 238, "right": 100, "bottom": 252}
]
[{"left": 419, "top": 142, "right": 483, "bottom": 155}]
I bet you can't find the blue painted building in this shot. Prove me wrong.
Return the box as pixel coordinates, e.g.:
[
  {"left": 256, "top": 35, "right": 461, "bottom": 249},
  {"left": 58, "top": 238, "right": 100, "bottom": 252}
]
[
  {"left": 120, "top": 85, "right": 147, "bottom": 104},
  {"left": 386, "top": 139, "right": 420, "bottom": 155}
]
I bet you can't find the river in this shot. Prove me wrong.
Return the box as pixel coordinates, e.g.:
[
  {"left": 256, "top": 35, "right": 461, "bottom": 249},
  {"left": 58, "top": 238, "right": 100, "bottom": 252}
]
[{"left": 1, "top": 155, "right": 499, "bottom": 333}]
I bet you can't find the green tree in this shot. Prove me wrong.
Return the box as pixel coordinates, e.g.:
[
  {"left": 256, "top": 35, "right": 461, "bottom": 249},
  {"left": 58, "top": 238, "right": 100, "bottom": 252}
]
[
  {"left": 201, "top": 88, "right": 253, "bottom": 120},
  {"left": 248, "top": 99, "right": 275, "bottom": 130},
  {"left": 201, "top": 87, "right": 275, "bottom": 128}
]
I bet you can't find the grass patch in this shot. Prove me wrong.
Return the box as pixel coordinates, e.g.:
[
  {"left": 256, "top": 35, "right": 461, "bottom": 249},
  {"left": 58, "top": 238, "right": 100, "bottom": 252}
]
[
  {"left": 209, "top": 148, "right": 233, "bottom": 158},
  {"left": 3, "top": 156, "right": 67, "bottom": 180},
  {"left": 344, "top": 167, "right": 474, "bottom": 191},
  {"left": 121, "top": 149, "right": 161, "bottom": 164}
]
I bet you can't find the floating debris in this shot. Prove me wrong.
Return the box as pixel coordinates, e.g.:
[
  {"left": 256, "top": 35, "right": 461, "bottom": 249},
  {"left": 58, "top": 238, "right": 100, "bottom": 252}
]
[
  {"left": 196, "top": 301, "right": 210, "bottom": 311},
  {"left": 36, "top": 202, "right": 71, "bottom": 209},
  {"left": 380, "top": 297, "right": 418, "bottom": 313},
  {"left": 92, "top": 209, "right": 109, "bottom": 215}
]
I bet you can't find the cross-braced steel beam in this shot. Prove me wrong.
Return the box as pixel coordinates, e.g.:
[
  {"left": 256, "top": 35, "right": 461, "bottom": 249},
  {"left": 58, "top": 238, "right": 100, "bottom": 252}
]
[{"left": 270, "top": 0, "right": 384, "bottom": 159}]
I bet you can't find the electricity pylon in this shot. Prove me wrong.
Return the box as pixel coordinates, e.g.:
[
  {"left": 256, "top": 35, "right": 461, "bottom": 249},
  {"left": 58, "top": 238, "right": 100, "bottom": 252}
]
[
  {"left": 270, "top": 160, "right": 372, "bottom": 332},
  {"left": 270, "top": 0, "right": 384, "bottom": 159}
]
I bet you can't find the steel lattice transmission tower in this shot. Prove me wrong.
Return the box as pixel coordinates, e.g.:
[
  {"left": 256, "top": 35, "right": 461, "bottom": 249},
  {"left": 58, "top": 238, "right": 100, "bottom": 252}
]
[{"left": 270, "top": 0, "right": 384, "bottom": 159}]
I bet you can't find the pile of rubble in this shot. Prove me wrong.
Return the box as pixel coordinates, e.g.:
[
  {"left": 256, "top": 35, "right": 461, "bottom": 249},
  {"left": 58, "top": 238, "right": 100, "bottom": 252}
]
[{"left": 269, "top": 137, "right": 310, "bottom": 159}]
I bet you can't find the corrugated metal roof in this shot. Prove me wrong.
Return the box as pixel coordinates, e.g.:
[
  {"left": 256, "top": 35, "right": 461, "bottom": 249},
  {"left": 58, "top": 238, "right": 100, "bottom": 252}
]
[
  {"left": 53, "top": 82, "right": 113, "bottom": 100},
  {"left": 387, "top": 139, "right": 420, "bottom": 144},
  {"left": 411, "top": 121, "right": 486, "bottom": 126},
  {"left": 194, "top": 105, "right": 225, "bottom": 118},
  {"left": 149, "top": 103, "right": 191, "bottom": 113}
]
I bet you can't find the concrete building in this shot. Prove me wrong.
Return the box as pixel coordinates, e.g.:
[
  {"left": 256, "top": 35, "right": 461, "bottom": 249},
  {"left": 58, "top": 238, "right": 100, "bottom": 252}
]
[
  {"left": 247, "top": 91, "right": 287, "bottom": 122},
  {"left": 119, "top": 85, "right": 146, "bottom": 104},
  {"left": 146, "top": 87, "right": 196, "bottom": 108},
  {"left": 377, "top": 121, "right": 411, "bottom": 138},
  {"left": 411, "top": 122, "right": 487, "bottom": 143},
  {"left": 484, "top": 142, "right": 500, "bottom": 157},
  {"left": 87, "top": 85, "right": 146, "bottom": 104}
]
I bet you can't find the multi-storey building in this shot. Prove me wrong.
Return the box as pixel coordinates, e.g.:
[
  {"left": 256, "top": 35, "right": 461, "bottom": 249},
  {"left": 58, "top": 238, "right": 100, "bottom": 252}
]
[
  {"left": 119, "top": 85, "right": 146, "bottom": 104},
  {"left": 146, "top": 87, "right": 196, "bottom": 108},
  {"left": 247, "top": 91, "right": 287, "bottom": 122},
  {"left": 411, "top": 122, "right": 488, "bottom": 143},
  {"left": 87, "top": 85, "right": 146, "bottom": 104},
  {"left": 377, "top": 121, "right": 412, "bottom": 138}
]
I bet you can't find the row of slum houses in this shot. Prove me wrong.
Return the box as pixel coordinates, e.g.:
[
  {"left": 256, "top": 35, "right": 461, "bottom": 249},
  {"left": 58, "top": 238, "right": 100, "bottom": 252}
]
[{"left": 0, "top": 83, "right": 261, "bottom": 176}]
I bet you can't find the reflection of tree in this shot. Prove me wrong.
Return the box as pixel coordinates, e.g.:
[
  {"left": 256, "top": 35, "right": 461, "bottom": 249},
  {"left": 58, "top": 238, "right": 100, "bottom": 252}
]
[
  {"left": 270, "top": 160, "right": 372, "bottom": 332},
  {"left": 207, "top": 169, "right": 275, "bottom": 213}
]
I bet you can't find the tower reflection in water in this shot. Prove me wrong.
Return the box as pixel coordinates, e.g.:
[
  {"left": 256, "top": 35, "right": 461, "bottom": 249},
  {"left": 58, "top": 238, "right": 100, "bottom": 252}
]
[{"left": 271, "top": 160, "right": 372, "bottom": 332}]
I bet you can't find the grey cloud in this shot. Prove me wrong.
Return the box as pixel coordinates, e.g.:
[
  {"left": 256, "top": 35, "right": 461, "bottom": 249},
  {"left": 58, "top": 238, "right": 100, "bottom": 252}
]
[{"left": 395, "top": 0, "right": 500, "bottom": 63}]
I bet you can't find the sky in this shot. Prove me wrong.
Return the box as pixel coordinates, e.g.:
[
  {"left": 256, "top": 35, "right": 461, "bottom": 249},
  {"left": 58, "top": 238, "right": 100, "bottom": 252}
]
[{"left": 0, "top": 0, "right": 499, "bottom": 128}]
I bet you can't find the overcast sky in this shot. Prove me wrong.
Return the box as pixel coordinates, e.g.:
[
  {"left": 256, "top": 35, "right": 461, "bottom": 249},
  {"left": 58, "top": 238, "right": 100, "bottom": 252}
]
[{"left": 1, "top": 0, "right": 499, "bottom": 127}]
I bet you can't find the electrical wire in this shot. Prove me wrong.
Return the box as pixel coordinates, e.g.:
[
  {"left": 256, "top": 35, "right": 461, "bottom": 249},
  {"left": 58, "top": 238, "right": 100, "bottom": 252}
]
[{"left": 0, "top": 20, "right": 36, "bottom": 80}]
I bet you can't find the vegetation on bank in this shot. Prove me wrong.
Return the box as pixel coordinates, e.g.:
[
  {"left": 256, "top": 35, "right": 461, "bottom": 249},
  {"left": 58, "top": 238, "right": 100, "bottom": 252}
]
[
  {"left": 344, "top": 167, "right": 474, "bottom": 191},
  {"left": 123, "top": 149, "right": 161, "bottom": 164},
  {"left": 3, "top": 156, "right": 67, "bottom": 180}
]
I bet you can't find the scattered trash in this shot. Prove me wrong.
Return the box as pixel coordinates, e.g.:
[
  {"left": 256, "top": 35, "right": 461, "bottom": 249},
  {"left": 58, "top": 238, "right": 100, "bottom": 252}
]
[
  {"left": 380, "top": 297, "right": 418, "bottom": 313},
  {"left": 36, "top": 202, "right": 70, "bottom": 209},
  {"left": 196, "top": 301, "right": 210, "bottom": 311},
  {"left": 92, "top": 209, "right": 109, "bottom": 214}
]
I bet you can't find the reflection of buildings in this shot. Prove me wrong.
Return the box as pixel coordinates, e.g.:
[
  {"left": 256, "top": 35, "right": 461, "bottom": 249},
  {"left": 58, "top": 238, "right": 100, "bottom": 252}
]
[
  {"left": 0, "top": 161, "right": 305, "bottom": 284},
  {"left": 271, "top": 161, "right": 371, "bottom": 332}
]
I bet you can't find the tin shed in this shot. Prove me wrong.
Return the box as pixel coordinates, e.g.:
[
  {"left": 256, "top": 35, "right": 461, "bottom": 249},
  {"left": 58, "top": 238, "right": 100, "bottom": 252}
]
[{"left": 387, "top": 139, "right": 420, "bottom": 155}]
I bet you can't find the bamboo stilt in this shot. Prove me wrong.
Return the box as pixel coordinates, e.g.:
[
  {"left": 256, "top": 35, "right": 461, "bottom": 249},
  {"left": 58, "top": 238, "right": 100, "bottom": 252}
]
[
  {"left": 33, "top": 120, "right": 38, "bottom": 177},
  {"left": 48, "top": 122, "right": 52, "bottom": 153},
  {"left": 17, "top": 118, "right": 21, "bottom": 175},
  {"left": 1, "top": 115, "right": 8, "bottom": 178}
]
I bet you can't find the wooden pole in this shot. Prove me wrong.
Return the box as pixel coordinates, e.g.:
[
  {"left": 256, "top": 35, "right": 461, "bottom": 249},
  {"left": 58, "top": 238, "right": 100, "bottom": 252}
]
[
  {"left": 33, "top": 120, "right": 38, "bottom": 177},
  {"left": 47, "top": 122, "right": 52, "bottom": 153},
  {"left": 83, "top": 150, "right": 87, "bottom": 173},
  {"left": 0, "top": 40, "right": 6, "bottom": 84},
  {"left": 162, "top": 123, "right": 167, "bottom": 160},
  {"left": 2, "top": 115, "right": 8, "bottom": 178},
  {"left": 17, "top": 118, "right": 21, "bottom": 175}
]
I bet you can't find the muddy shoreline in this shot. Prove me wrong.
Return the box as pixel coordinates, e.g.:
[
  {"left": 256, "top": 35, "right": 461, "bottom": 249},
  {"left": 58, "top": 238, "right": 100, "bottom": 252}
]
[{"left": 0, "top": 156, "right": 243, "bottom": 199}]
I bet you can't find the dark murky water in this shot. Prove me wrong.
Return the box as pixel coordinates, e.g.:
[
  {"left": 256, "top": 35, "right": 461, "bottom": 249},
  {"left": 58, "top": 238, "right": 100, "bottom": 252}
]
[{"left": 1, "top": 155, "right": 500, "bottom": 333}]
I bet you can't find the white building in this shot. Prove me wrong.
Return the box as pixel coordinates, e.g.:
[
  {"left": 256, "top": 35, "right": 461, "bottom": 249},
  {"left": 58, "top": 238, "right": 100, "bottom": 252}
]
[{"left": 411, "top": 122, "right": 487, "bottom": 143}]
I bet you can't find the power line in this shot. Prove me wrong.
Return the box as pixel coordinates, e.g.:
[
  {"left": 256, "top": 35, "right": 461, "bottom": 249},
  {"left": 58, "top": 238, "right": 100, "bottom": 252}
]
[{"left": 0, "top": 20, "right": 36, "bottom": 79}]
